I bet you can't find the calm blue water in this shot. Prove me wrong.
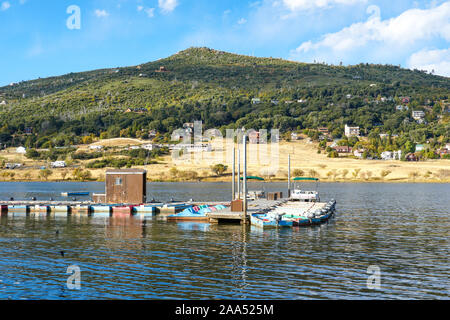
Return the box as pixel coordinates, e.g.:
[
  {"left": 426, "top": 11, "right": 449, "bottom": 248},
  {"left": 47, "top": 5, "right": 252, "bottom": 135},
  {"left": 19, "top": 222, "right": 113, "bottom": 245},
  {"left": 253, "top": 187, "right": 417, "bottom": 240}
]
[{"left": 0, "top": 182, "right": 449, "bottom": 300}]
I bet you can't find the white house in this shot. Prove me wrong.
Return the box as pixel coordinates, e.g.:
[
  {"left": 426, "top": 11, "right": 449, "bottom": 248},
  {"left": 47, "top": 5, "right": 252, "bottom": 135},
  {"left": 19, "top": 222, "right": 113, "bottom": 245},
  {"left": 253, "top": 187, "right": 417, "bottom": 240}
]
[
  {"left": 89, "top": 145, "right": 104, "bottom": 151},
  {"left": 415, "top": 144, "right": 425, "bottom": 152},
  {"left": 291, "top": 132, "right": 300, "bottom": 140},
  {"left": 344, "top": 124, "right": 360, "bottom": 137},
  {"left": 251, "top": 98, "right": 261, "bottom": 104},
  {"left": 142, "top": 144, "right": 158, "bottom": 151},
  {"left": 381, "top": 151, "right": 394, "bottom": 160},
  {"left": 353, "top": 149, "right": 365, "bottom": 159},
  {"left": 412, "top": 110, "right": 425, "bottom": 120},
  {"left": 16, "top": 146, "right": 26, "bottom": 154},
  {"left": 381, "top": 150, "right": 402, "bottom": 160},
  {"left": 51, "top": 161, "right": 66, "bottom": 168}
]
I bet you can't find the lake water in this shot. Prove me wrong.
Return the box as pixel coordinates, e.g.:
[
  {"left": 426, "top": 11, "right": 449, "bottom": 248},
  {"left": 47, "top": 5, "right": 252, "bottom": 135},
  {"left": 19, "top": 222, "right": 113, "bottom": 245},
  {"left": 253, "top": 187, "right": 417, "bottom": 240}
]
[{"left": 0, "top": 182, "right": 449, "bottom": 300}]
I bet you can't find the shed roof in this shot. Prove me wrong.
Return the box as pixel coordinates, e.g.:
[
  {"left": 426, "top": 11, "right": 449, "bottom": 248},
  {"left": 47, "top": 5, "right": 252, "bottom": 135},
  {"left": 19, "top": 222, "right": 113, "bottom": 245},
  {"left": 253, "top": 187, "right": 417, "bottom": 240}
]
[{"left": 106, "top": 169, "right": 147, "bottom": 175}]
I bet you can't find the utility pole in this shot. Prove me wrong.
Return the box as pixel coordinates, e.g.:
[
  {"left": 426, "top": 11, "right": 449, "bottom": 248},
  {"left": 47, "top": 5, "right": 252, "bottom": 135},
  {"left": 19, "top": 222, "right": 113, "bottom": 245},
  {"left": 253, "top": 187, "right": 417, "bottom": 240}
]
[
  {"left": 237, "top": 148, "right": 241, "bottom": 199},
  {"left": 288, "top": 154, "right": 291, "bottom": 199},
  {"left": 243, "top": 134, "right": 248, "bottom": 224}
]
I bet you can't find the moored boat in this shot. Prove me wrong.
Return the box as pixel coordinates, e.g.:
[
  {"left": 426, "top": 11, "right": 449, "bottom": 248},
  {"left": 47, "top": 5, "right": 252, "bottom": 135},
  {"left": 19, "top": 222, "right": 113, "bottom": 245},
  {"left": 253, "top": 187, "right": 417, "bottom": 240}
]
[
  {"left": 290, "top": 177, "right": 320, "bottom": 202},
  {"left": 50, "top": 205, "right": 71, "bottom": 213},
  {"left": 112, "top": 205, "right": 135, "bottom": 216},
  {"left": 133, "top": 205, "right": 157, "bottom": 216},
  {"left": 7, "top": 205, "right": 29, "bottom": 213},
  {"left": 167, "top": 204, "right": 228, "bottom": 222},
  {"left": 71, "top": 205, "right": 91, "bottom": 215},
  {"left": 90, "top": 205, "right": 112, "bottom": 217},
  {"left": 250, "top": 213, "right": 294, "bottom": 228}
]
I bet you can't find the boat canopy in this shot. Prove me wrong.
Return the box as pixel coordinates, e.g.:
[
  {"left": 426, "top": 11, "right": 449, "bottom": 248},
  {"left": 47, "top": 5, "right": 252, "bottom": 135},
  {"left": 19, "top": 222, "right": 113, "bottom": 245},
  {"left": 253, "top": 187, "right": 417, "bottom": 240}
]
[
  {"left": 240, "top": 176, "right": 265, "bottom": 181},
  {"left": 292, "top": 177, "right": 319, "bottom": 181}
]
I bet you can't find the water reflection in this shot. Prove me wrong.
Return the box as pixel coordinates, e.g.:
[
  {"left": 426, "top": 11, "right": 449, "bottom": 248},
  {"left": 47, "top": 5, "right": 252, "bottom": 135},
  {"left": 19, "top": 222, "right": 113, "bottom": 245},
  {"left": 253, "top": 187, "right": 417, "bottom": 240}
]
[{"left": 0, "top": 183, "right": 449, "bottom": 299}]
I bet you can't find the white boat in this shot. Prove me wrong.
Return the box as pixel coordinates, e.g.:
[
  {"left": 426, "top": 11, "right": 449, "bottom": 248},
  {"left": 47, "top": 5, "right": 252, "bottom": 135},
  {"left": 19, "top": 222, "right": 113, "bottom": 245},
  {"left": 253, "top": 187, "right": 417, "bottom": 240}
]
[{"left": 291, "top": 177, "right": 320, "bottom": 202}]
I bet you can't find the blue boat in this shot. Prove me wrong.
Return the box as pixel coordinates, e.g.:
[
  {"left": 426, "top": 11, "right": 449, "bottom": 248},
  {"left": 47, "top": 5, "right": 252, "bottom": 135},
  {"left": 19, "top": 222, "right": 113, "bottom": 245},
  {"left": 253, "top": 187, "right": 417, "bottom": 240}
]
[
  {"left": 8, "top": 205, "right": 29, "bottom": 213},
  {"left": 167, "top": 205, "right": 228, "bottom": 222},
  {"left": 61, "top": 192, "right": 90, "bottom": 197},
  {"left": 90, "top": 205, "right": 112, "bottom": 217},
  {"left": 133, "top": 205, "right": 157, "bottom": 216},
  {"left": 250, "top": 213, "right": 294, "bottom": 228}
]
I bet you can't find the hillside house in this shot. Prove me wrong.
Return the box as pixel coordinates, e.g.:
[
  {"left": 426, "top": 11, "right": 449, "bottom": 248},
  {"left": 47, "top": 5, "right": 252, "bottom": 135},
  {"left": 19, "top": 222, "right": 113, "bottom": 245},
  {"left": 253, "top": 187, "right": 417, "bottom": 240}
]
[
  {"left": 333, "top": 146, "right": 352, "bottom": 154},
  {"left": 156, "top": 66, "right": 168, "bottom": 72},
  {"left": 90, "top": 145, "right": 104, "bottom": 151},
  {"left": 51, "top": 161, "right": 66, "bottom": 168},
  {"left": 5, "top": 163, "right": 22, "bottom": 169},
  {"left": 405, "top": 153, "right": 419, "bottom": 162},
  {"left": 438, "top": 148, "right": 449, "bottom": 158},
  {"left": 271, "top": 100, "right": 279, "bottom": 105},
  {"left": 318, "top": 127, "right": 329, "bottom": 135},
  {"left": 248, "top": 131, "right": 260, "bottom": 144},
  {"left": 412, "top": 110, "right": 425, "bottom": 120},
  {"left": 16, "top": 146, "right": 26, "bottom": 154},
  {"left": 415, "top": 144, "right": 425, "bottom": 152},
  {"left": 396, "top": 105, "right": 409, "bottom": 111},
  {"left": 251, "top": 98, "right": 261, "bottom": 104},
  {"left": 381, "top": 150, "right": 402, "bottom": 160},
  {"left": 353, "top": 149, "right": 365, "bottom": 159},
  {"left": 401, "top": 97, "right": 411, "bottom": 104},
  {"left": 291, "top": 132, "right": 300, "bottom": 140},
  {"left": 143, "top": 144, "right": 159, "bottom": 151},
  {"left": 344, "top": 124, "right": 360, "bottom": 137}
]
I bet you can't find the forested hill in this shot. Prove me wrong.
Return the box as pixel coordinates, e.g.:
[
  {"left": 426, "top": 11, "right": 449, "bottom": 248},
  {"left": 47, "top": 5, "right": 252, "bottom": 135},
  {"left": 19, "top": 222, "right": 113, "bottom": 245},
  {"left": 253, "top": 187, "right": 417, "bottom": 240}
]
[{"left": 0, "top": 47, "right": 449, "bottom": 151}]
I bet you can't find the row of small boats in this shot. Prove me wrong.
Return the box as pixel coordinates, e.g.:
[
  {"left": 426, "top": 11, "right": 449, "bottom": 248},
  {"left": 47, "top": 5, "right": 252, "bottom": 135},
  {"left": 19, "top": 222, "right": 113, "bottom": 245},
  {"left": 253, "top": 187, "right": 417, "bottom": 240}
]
[
  {"left": 250, "top": 200, "right": 337, "bottom": 228},
  {"left": 0, "top": 204, "right": 159, "bottom": 217}
]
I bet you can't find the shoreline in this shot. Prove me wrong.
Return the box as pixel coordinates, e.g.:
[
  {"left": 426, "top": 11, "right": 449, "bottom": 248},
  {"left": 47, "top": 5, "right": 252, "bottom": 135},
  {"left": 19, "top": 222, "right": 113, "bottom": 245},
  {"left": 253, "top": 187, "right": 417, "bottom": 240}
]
[{"left": 0, "top": 177, "right": 448, "bottom": 184}]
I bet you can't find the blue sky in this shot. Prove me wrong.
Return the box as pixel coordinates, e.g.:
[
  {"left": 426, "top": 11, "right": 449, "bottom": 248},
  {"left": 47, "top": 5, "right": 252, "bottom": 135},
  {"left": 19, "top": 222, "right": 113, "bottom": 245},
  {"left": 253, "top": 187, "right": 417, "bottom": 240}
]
[{"left": 1, "top": 0, "right": 449, "bottom": 86}]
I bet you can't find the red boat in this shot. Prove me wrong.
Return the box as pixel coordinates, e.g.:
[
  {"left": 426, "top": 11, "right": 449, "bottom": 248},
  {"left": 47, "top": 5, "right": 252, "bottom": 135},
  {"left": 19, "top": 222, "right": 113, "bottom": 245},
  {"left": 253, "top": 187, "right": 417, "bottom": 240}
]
[{"left": 111, "top": 205, "right": 135, "bottom": 216}]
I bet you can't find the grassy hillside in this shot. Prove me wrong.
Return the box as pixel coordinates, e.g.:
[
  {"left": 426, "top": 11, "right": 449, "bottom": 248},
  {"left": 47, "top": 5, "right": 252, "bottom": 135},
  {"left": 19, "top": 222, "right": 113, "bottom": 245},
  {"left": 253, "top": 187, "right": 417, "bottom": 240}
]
[{"left": 0, "top": 47, "right": 449, "bottom": 154}]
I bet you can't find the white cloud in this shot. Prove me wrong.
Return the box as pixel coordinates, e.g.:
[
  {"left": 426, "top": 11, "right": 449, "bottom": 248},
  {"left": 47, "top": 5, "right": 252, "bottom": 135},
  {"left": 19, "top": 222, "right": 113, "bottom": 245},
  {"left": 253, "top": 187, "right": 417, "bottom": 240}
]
[
  {"left": 144, "top": 8, "right": 155, "bottom": 18},
  {"left": 137, "top": 5, "right": 144, "bottom": 12},
  {"left": 283, "top": 0, "right": 367, "bottom": 11},
  {"left": 1, "top": 1, "right": 11, "bottom": 11},
  {"left": 408, "top": 48, "right": 450, "bottom": 77},
  {"left": 291, "top": 2, "right": 450, "bottom": 61},
  {"left": 94, "top": 9, "right": 109, "bottom": 18},
  {"left": 237, "top": 18, "right": 247, "bottom": 25},
  {"left": 158, "top": 0, "right": 178, "bottom": 13}
]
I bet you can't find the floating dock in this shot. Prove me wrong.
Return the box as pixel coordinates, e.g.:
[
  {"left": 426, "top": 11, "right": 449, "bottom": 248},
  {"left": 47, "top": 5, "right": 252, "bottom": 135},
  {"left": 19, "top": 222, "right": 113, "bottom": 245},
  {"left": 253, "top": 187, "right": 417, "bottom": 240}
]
[{"left": 0, "top": 199, "right": 336, "bottom": 225}]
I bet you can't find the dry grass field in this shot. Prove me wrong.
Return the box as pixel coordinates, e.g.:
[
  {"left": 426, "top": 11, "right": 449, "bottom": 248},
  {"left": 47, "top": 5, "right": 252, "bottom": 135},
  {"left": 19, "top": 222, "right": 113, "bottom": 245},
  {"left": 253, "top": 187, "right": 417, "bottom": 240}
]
[{"left": 0, "top": 139, "right": 449, "bottom": 183}]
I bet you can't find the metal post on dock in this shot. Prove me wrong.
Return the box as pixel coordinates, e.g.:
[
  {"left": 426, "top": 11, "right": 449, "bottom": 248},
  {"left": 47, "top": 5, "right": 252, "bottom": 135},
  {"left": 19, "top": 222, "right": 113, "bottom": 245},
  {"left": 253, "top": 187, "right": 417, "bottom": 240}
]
[
  {"left": 288, "top": 154, "right": 291, "bottom": 199},
  {"left": 243, "top": 134, "right": 248, "bottom": 224},
  {"left": 237, "top": 148, "right": 241, "bottom": 199},
  {"left": 232, "top": 147, "right": 236, "bottom": 201}
]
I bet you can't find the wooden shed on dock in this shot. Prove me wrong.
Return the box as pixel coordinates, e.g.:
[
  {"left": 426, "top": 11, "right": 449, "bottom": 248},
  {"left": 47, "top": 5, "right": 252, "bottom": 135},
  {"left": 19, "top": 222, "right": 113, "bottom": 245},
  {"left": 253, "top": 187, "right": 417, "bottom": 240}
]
[{"left": 97, "top": 169, "right": 147, "bottom": 204}]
